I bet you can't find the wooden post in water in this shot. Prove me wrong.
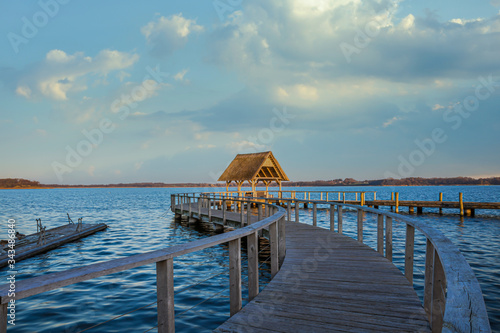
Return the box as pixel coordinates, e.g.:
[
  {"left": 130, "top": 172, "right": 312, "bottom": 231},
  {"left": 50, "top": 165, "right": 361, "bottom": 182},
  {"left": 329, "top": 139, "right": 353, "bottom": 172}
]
[
  {"left": 439, "top": 193, "right": 443, "bottom": 215},
  {"left": 313, "top": 203, "right": 317, "bottom": 227},
  {"left": 360, "top": 192, "right": 365, "bottom": 206},
  {"left": 326, "top": 192, "right": 329, "bottom": 201},
  {"left": 337, "top": 205, "right": 343, "bottom": 234},
  {"left": 229, "top": 239, "right": 242, "bottom": 316},
  {"left": 374, "top": 192, "right": 376, "bottom": 201},
  {"left": 405, "top": 225, "right": 415, "bottom": 284},
  {"left": 329, "top": 204, "right": 335, "bottom": 231},
  {"left": 459, "top": 192, "right": 464, "bottom": 216},
  {"left": 342, "top": 193, "right": 346, "bottom": 203},
  {"left": 386, "top": 216, "right": 393, "bottom": 261},
  {"left": 247, "top": 231, "right": 259, "bottom": 301},
  {"left": 377, "top": 214, "right": 384, "bottom": 255},
  {"left": 338, "top": 192, "right": 341, "bottom": 201},
  {"left": 156, "top": 258, "right": 175, "bottom": 333},
  {"left": 395, "top": 192, "right": 399, "bottom": 213},
  {"left": 390, "top": 192, "right": 394, "bottom": 211},
  {"left": 357, "top": 209, "right": 364, "bottom": 242}
]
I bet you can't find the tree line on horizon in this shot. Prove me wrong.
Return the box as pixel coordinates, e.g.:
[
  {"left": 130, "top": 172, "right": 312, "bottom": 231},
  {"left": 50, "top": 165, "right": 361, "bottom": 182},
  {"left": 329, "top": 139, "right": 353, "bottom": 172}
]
[{"left": 1, "top": 177, "right": 500, "bottom": 189}]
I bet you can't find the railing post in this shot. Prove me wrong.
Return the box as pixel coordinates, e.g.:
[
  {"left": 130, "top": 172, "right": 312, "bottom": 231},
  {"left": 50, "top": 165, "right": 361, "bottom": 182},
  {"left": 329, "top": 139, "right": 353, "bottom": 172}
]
[
  {"left": 313, "top": 203, "right": 317, "bottom": 227},
  {"left": 405, "top": 224, "right": 415, "bottom": 284},
  {"left": 295, "top": 201, "right": 299, "bottom": 223},
  {"left": 337, "top": 205, "right": 343, "bottom": 234},
  {"left": 377, "top": 214, "right": 384, "bottom": 255},
  {"left": 424, "top": 239, "right": 434, "bottom": 321},
  {"left": 247, "top": 200, "right": 251, "bottom": 225},
  {"left": 247, "top": 231, "right": 259, "bottom": 301},
  {"left": 287, "top": 201, "right": 291, "bottom": 221},
  {"left": 278, "top": 216, "right": 286, "bottom": 268},
  {"left": 459, "top": 192, "right": 464, "bottom": 216},
  {"left": 269, "top": 221, "right": 279, "bottom": 278},
  {"left": 329, "top": 204, "right": 334, "bottom": 231},
  {"left": 439, "top": 193, "right": 443, "bottom": 215},
  {"left": 229, "top": 239, "right": 242, "bottom": 316},
  {"left": 170, "top": 194, "right": 175, "bottom": 212},
  {"left": 432, "top": 251, "right": 446, "bottom": 332},
  {"left": 180, "top": 195, "right": 183, "bottom": 213},
  {"left": 258, "top": 203, "right": 262, "bottom": 221},
  {"left": 395, "top": 192, "right": 399, "bottom": 213},
  {"left": 357, "top": 209, "right": 364, "bottom": 242},
  {"left": 208, "top": 198, "right": 212, "bottom": 222},
  {"left": 197, "top": 197, "right": 201, "bottom": 218},
  {"left": 240, "top": 201, "right": 244, "bottom": 225},
  {"left": 385, "top": 216, "right": 393, "bottom": 261},
  {"left": 188, "top": 197, "right": 192, "bottom": 217},
  {"left": 156, "top": 258, "right": 175, "bottom": 333},
  {"left": 222, "top": 199, "right": 226, "bottom": 225}
]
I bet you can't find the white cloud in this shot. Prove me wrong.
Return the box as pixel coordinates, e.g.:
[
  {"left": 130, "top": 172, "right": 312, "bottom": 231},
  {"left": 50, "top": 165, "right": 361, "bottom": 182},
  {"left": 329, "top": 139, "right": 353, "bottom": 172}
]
[
  {"left": 142, "top": 14, "right": 203, "bottom": 57},
  {"left": 15, "top": 49, "right": 139, "bottom": 101},
  {"left": 174, "top": 69, "right": 189, "bottom": 82}
]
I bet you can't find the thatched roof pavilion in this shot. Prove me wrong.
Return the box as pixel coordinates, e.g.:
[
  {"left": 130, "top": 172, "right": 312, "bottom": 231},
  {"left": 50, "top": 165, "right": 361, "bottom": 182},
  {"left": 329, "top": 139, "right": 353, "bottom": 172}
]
[{"left": 218, "top": 151, "right": 289, "bottom": 193}]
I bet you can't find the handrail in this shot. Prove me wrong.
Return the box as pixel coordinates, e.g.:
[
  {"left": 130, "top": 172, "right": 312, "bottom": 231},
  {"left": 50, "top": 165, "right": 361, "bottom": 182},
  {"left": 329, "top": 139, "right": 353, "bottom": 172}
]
[
  {"left": 0, "top": 194, "right": 286, "bottom": 333},
  {"left": 247, "top": 196, "right": 490, "bottom": 333}
]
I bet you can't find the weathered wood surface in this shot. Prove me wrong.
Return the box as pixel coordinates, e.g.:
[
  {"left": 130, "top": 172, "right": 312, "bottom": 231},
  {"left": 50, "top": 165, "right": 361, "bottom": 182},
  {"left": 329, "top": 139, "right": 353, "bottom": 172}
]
[
  {"left": 216, "top": 221, "right": 431, "bottom": 332},
  {"left": 0, "top": 223, "right": 107, "bottom": 268},
  {"left": 331, "top": 200, "right": 500, "bottom": 210}
]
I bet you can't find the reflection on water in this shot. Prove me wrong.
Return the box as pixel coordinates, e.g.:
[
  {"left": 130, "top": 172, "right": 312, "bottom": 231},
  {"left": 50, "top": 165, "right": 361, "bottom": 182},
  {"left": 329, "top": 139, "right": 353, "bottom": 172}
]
[{"left": 0, "top": 186, "right": 499, "bottom": 332}]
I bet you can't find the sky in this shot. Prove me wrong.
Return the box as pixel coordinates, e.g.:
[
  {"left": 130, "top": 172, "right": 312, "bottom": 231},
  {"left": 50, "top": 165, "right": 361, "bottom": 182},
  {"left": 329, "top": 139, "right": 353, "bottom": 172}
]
[{"left": 0, "top": 0, "right": 499, "bottom": 184}]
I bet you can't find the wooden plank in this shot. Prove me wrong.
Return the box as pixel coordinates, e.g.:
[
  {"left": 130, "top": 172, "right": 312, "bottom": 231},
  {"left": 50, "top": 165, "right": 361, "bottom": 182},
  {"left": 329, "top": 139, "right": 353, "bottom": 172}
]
[
  {"left": 432, "top": 251, "right": 446, "bottom": 332},
  {"left": 269, "top": 221, "right": 278, "bottom": 278},
  {"left": 278, "top": 217, "right": 286, "bottom": 269},
  {"left": 156, "top": 259, "right": 175, "bottom": 333},
  {"left": 0, "top": 303, "right": 6, "bottom": 333},
  {"left": 423, "top": 239, "right": 434, "bottom": 321},
  {"left": 229, "top": 239, "right": 242, "bottom": 316}
]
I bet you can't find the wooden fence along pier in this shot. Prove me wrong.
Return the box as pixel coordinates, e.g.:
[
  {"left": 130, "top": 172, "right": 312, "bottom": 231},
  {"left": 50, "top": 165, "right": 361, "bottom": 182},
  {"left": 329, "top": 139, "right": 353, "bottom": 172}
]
[{"left": 0, "top": 152, "right": 493, "bottom": 332}]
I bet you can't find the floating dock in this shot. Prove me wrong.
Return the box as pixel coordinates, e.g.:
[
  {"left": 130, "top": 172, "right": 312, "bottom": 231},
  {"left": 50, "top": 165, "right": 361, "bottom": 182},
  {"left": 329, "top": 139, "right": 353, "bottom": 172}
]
[{"left": 0, "top": 223, "right": 107, "bottom": 268}]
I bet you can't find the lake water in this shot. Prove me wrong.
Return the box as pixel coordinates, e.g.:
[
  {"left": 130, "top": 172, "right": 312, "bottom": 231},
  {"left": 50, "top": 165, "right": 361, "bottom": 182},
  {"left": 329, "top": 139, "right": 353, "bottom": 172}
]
[{"left": 0, "top": 186, "right": 499, "bottom": 332}]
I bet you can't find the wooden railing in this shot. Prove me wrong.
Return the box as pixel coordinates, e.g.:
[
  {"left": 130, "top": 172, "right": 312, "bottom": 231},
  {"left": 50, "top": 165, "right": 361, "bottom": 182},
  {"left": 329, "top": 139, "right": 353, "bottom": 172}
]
[
  {"left": 0, "top": 195, "right": 286, "bottom": 333},
  {"left": 265, "top": 196, "right": 490, "bottom": 333}
]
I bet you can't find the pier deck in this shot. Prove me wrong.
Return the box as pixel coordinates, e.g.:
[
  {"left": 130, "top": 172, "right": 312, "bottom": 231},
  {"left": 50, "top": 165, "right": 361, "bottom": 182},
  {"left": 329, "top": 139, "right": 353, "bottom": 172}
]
[{"left": 174, "top": 203, "right": 431, "bottom": 332}]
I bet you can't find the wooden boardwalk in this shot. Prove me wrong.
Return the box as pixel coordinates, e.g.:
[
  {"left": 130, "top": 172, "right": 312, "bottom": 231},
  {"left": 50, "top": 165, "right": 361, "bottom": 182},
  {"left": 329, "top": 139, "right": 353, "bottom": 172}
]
[
  {"left": 173, "top": 203, "right": 430, "bottom": 332},
  {"left": 215, "top": 222, "right": 430, "bottom": 332}
]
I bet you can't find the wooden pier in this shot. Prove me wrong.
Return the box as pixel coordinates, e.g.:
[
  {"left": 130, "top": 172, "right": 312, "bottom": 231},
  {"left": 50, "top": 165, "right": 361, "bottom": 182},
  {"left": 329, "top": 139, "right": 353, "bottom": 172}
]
[{"left": 0, "top": 222, "right": 107, "bottom": 268}]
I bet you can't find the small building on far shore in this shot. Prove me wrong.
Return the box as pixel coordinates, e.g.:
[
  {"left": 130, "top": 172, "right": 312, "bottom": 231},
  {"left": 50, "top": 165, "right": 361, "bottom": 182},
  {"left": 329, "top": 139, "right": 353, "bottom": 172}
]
[{"left": 218, "top": 151, "right": 289, "bottom": 195}]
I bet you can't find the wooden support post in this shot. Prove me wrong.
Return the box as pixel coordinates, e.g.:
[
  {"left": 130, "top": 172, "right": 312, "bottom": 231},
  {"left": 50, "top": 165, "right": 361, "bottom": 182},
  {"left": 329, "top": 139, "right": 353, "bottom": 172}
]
[
  {"left": 278, "top": 216, "right": 286, "bottom": 268},
  {"left": 417, "top": 207, "right": 423, "bottom": 214},
  {"left": 337, "top": 205, "right": 343, "bottom": 234},
  {"left": 439, "top": 193, "right": 443, "bottom": 215},
  {"left": 357, "top": 209, "right": 364, "bottom": 242},
  {"left": 269, "top": 221, "right": 279, "bottom": 278},
  {"left": 355, "top": 192, "right": 358, "bottom": 201},
  {"left": 188, "top": 197, "right": 192, "bottom": 217},
  {"left": 156, "top": 259, "right": 175, "bottom": 333},
  {"left": 409, "top": 206, "right": 414, "bottom": 214},
  {"left": 390, "top": 192, "right": 394, "bottom": 211},
  {"left": 374, "top": 192, "right": 376, "bottom": 201},
  {"left": 386, "top": 216, "right": 393, "bottom": 262},
  {"left": 240, "top": 202, "right": 244, "bottom": 225},
  {"left": 229, "top": 239, "right": 242, "bottom": 316},
  {"left": 180, "top": 196, "right": 183, "bottom": 213},
  {"left": 432, "top": 251, "right": 446, "bottom": 332},
  {"left": 338, "top": 192, "right": 341, "bottom": 200},
  {"left": 247, "top": 201, "right": 251, "bottom": 225},
  {"left": 258, "top": 203, "right": 262, "bottom": 221},
  {"left": 459, "top": 192, "right": 464, "bottom": 216},
  {"left": 222, "top": 199, "right": 226, "bottom": 225},
  {"left": 198, "top": 198, "right": 201, "bottom": 218},
  {"left": 342, "top": 193, "right": 346, "bottom": 203},
  {"left": 295, "top": 201, "right": 300, "bottom": 223},
  {"left": 329, "top": 204, "right": 335, "bottom": 231},
  {"left": 287, "top": 201, "right": 291, "bottom": 221},
  {"left": 208, "top": 198, "right": 212, "bottom": 222},
  {"left": 405, "top": 224, "right": 415, "bottom": 284},
  {"left": 361, "top": 192, "right": 365, "bottom": 206},
  {"left": 313, "top": 203, "right": 317, "bottom": 227},
  {"left": 424, "top": 239, "right": 434, "bottom": 321},
  {"left": 377, "top": 214, "right": 384, "bottom": 255},
  {"left": 326, "top": 192, "right": 329, "bottom": 201},
  {"left": 395, "top": 192, "right": 399, "bottom": 213},
  {"left": 247, "top": 231, "right": 259, "bottom": 301},
  {"left": 320, "top": 192, "right": 323, "bottom": 200}
]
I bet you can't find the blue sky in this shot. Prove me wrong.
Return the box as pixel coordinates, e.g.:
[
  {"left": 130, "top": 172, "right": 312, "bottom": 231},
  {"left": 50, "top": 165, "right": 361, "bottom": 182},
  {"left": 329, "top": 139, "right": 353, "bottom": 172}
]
[{"left": 0, "top": 0, "right": 499, "bottom": 184}]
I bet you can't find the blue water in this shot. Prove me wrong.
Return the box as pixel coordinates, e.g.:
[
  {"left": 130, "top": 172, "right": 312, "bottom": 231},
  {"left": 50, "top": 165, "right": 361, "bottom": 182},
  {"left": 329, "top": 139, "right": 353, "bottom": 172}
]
[{"left": 0, "top": 186, "right": 499, "bottom": 332}]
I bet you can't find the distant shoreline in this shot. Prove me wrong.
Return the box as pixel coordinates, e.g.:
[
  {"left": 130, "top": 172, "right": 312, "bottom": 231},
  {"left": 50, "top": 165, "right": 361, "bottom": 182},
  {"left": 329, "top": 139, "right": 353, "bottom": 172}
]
[{"left": 1, "top": 176, "right": 499, "bottom": 190}]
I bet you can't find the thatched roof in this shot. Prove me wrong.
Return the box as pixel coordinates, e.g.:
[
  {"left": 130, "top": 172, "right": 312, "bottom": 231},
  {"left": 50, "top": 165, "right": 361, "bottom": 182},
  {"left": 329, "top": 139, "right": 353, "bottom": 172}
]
[{"left": 218, "top": 151, "right": 289, "bottom": 182}]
